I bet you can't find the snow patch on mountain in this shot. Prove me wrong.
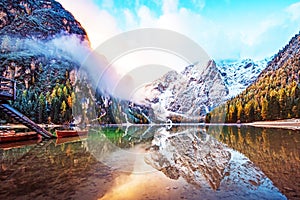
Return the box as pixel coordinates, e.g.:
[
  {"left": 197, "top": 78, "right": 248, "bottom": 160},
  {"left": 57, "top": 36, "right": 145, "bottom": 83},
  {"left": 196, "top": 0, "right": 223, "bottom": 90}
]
[
  {"left": 127, "top": 58, "right": 270, "bottom": 123},
  {"left": 132, "top": 60, "right": 228, "bottom": 122},
  {"left": 216, "top": 58, "right": 271, "bottom": 97}
]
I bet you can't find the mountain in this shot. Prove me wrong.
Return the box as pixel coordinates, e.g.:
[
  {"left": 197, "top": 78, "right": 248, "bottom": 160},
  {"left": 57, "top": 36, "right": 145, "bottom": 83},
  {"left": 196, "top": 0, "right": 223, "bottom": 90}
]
[
  {"left": 0, "top": 0, "right": 154, "bottom": 125},
  {"left": 0, "top": 0, "right": 279, "bottom": 125},
  {"left": 0, "top": 0, "right": 87, "bottom": 40},
  {"left": 130, "top": 60, "right": 229, "bottom": 123},
  {"left": 0, "top": 0, "right": 148, "bottom": 125},
  {"left": 209, "top": 32, "right": 300, "bottom": 123},
  {"left": 0, "top": 0, "right": 90, "bottom": 124},
  {"left": 216, "top": 58, "right": 270, "bottom": 97},
  {"left": 123, "top": 58, "right": 270, "bottom": 123}
]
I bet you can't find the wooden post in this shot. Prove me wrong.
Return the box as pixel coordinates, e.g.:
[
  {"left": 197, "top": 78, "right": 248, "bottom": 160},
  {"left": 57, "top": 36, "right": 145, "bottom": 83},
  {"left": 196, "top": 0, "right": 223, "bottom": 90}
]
[{"left": 13, "top": 79, "right": 16, "bottom": 101}]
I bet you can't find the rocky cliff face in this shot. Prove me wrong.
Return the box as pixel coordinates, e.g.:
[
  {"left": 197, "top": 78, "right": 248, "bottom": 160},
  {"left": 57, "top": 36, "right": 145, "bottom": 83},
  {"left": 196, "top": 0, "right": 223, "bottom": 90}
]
[
  {"left": 0, "top": 0, "right": 90, "bottom": 124},
  {"left": 0, "top": 0, "right": 87, "bottom": 40},
  {"left": 120, "top": 57, "right": 272, "bottom": 123},
  {"left": 134, "top": 60, "right": 228, "bottom": 123},
  {"left": 0, "top": 0, "right": 88, "bottom": 80},
  {"left": 0, "top": 0, "right": 151, "bottom": 125},
  {"left": 126, "top": 57, "right": 272, "bottom": 123},
  {"left": 216, "top": 58, "right": 270, "bottom": 97}
]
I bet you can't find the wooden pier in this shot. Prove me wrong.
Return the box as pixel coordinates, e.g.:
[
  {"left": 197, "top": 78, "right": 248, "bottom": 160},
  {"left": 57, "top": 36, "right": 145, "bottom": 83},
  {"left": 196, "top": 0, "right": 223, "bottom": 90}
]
[{"left": 0, "top": 76, "right": 53, "bottom": 139}]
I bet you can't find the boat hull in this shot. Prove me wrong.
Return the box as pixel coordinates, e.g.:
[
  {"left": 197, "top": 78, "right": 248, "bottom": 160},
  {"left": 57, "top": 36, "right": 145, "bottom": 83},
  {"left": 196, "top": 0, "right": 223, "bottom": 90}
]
[
  {"left": 56, "top": 130, "right": 88, "bottom": 138},
  {"left": 0, "top": 132, "right": 39, "bottom": 143},
  {"left": 55, "top": 135, "right": 88, "bottom": 145}
]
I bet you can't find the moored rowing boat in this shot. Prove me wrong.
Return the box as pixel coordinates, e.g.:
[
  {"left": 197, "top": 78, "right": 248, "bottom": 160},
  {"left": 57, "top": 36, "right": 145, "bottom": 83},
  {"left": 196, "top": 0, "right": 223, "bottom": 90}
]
[
  {"left": 55, "top": 130, "right": 88, "bottom": 138},
  {"left": 0, "top": 131, "right": 39, "bottom": 143}
]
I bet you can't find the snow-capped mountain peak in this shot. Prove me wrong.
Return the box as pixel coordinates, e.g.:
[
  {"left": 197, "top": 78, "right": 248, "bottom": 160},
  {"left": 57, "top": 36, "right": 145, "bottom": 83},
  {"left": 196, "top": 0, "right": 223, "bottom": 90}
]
[
  {"left": 126, "top": 58, "right": 270, "bottom": 123},
  {"left": 132, "top": 60, "right": 229, "bottom": 122},
  {"left": 216, "top": 58, "right": 271, "bottom": 97}
]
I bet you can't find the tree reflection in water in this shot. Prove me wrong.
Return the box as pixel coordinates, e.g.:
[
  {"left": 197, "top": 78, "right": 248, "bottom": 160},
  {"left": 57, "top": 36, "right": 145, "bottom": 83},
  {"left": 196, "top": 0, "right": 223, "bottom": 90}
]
[
  {"left": 208, "top": 125, "right": 300, "bottom": 199},
  {"left": 145, "top": 126, "right": 285, "bottom": 199},
  {"left": 0, "top": 125, "right": 293, "bottom": 199}
]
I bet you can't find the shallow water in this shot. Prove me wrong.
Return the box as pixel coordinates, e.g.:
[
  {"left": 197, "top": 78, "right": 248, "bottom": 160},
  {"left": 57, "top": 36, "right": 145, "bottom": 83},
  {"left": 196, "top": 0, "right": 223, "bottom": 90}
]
[{"left": 0, "top": 125, "right": 299, "bottom": 200}]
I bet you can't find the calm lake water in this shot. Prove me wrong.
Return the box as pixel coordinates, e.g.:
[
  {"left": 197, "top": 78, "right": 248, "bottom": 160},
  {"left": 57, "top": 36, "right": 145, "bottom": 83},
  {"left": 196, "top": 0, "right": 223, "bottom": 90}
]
[{"left": 0, "top": 125, "right": 299, "bottom": 200}]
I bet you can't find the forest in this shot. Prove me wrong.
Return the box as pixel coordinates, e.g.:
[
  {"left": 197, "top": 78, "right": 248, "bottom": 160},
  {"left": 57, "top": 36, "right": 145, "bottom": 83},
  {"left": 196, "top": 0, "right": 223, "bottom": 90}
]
[{"left": 208, "top": 33, "right": 300, "bottom": 123}]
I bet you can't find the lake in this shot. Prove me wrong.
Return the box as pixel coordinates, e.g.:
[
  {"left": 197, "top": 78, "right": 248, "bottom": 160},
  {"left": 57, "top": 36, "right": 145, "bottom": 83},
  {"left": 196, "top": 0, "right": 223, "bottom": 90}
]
[{"left": 0, "top": 125, "right": 299, "bottom": 200}]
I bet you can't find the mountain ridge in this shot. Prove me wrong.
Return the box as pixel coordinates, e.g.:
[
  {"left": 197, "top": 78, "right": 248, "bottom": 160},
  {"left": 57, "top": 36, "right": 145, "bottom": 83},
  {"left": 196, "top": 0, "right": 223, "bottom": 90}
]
[
  {"left": 0, "top": 0, "right": 87, "bottom": 41},
  {"left": 128, "top": 60, "right": 228, "bottom": 123},
  {"left": 216, "top": 58, "right": 270, "bottom": 97},
  {"left": 0, "top": 0, "right": 91, "bottom": 124},
  {"left": 209, "top": 31, "right": 300, "bottom": 123},
  {"left": 124, "top": 57, "right": 270, "bottom": 123}
]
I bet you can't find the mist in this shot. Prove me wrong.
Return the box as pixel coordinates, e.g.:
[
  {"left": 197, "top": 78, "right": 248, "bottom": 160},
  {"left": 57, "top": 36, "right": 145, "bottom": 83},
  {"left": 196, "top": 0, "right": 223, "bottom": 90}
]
[{"left": 0, "top": 34, "right": 123, "bottom": 98}]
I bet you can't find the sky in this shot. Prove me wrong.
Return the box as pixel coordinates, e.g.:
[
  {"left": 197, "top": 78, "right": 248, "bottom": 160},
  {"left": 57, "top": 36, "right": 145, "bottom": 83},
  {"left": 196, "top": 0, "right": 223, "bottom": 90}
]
[{"left": 57, "top": 0, "right": 300, "bottom": 60}]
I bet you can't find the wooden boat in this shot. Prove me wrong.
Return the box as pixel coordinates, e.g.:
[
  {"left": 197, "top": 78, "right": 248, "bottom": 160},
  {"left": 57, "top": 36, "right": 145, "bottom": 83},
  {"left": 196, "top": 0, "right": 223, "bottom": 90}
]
[
  {"left": 0, "top": 131, "right": 39, "bottom": 143},
  {"left": 55, "top": 130, "right": 88, "bottom": 138},
  {"left": 0, "top": 139, "right": 41, "bottom": 149},
  {"left": 55, "top": 135, "right": 88, "bottom": 145}
]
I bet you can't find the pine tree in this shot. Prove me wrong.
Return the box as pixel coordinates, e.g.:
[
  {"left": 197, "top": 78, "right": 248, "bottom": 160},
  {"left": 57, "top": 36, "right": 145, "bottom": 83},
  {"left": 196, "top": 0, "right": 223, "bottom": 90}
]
[
  {"left": 236, "top": 101, "right": 243, "bottom": 121},
  {"left": 261, "top": 98, "right": 268, "bottom": 120},
  {"left": 37, "top": 93, "right": 46, "bottom": 123},
  {"left": 51, "top": 97, "right": 60, "bottom": 124},
  {"left": 253, "top": 99, "right": 261, "bottom": 121},
  {"left": 61, "top": 100, "right": 67, "bottom": 121},
  {"left": 278, "top": 88, "right": 286, "bottom": 118},
  {"left": 63, "top": 86, "right": 68, "bottom": 97},
  {"left": 67, "top": 95, "right": 72, "bottom": 108},
  {"left": 228, "top": 104, "right": 237, "bottom": 123},
  {"left": 244, "top": 100, "right": 255, "bottom": 122}
]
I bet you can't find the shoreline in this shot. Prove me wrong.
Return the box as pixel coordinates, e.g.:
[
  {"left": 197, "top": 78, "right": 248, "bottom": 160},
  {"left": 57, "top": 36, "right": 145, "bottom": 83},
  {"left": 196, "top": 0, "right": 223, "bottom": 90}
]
[
  {"left": 0, "top": 124, "right": 63, "bottom": 129},
  {"left": 1, "top": 118, "right": 300, "bottom": 131},
  {"left": 246, "top": 118, "right": 300, "bottom": 130}
]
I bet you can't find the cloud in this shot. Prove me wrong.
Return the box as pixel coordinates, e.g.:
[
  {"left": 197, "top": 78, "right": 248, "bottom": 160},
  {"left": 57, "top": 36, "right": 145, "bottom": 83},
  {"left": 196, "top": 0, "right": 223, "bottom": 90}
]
[
  {"left": 137, "top": 6, "right": 156, "bottom": 27},
  {"left": 148, "top": 4, "right": 300, "bottom": 60},
  {"left": 162, "top": 0, "right": 178, "bottom": 13},
  {"left": 57, "top": 0, "right": 300, "bottom": 60},
  {"left": 191, "top": 0, "right": 206, "bottom": 10},
  {"left": 131, "top": 4, "right": 240, "bottom": 59},
  {"left": 124, "top": 9, "right": 138, "bottom": 29},
  {"left": 285, "top": 2, "right": 300, "bottom": 21},
  {"left": 57, "top": 0, "right": 121, "bottom": 49}
]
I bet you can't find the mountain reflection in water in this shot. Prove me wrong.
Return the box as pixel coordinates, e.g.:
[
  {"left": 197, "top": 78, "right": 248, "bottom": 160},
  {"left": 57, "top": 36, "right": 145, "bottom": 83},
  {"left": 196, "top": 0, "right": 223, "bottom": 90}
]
[
  {"left": 144, "top": 126, "right": 286, "bottom": 199},
  {"left": 208, "top": 125, "right": 300, "bottom": 199},
  {"left": 0, "top": 125, "right": 296, "bottom": 199}
]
